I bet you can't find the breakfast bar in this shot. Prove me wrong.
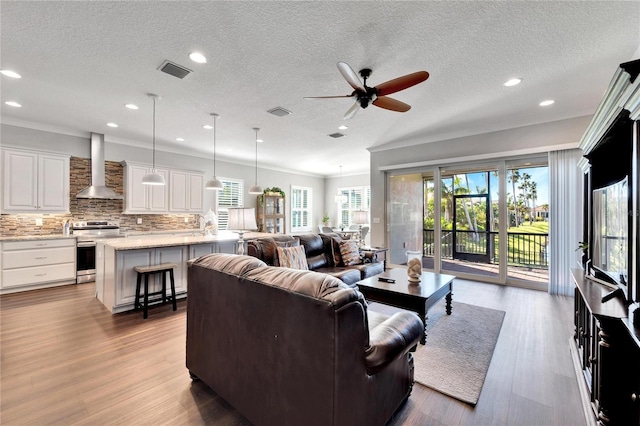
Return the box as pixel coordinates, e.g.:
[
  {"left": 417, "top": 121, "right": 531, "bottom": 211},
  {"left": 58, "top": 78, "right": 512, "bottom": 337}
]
[{"left": 95, "top": 231, "right": 266, "bottom": 313}]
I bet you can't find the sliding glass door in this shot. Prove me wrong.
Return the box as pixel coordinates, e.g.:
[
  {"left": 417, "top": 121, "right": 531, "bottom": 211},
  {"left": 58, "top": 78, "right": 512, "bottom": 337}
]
[{"left": 387, "top": 157, "right": 550, "bottom": 288}]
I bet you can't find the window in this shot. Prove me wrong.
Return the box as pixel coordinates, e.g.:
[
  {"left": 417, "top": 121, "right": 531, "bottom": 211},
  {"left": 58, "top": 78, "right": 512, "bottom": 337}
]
[
  {"left": 337, "top": 186, "right": 370, "bottom": 226},
  {"left": 291, "top": 185, "right": 312, "bottom": 232},
  {"left": 216, "top": 178, "right": 243, "bottom": 230}
]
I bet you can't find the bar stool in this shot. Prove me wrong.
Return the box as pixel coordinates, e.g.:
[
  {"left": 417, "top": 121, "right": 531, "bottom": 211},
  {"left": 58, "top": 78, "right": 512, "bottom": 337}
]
[{"left": 133, "top": 263, "right": 178, "bottom": 319}]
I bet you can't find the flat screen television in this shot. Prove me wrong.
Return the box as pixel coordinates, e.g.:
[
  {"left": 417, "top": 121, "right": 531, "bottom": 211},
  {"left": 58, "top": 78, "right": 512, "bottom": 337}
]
[{"left": 591, "top": 176, "right": 629, "bottom": 300}]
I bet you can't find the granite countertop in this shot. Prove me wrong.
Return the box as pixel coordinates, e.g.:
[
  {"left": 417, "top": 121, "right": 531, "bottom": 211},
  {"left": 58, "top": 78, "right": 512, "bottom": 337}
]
[
  {"left": 99, "top": 231, "right": 269, "bottom": 250},
  {"left": 1, "top": 234, "right": 77, "bottom": 242}
]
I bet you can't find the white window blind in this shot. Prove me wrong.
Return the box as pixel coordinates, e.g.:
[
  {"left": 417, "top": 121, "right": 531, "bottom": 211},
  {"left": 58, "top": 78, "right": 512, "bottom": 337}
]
[
  {"left": 217, "top": 178, "right": 243, "bottom": 230},
  {"left": 337, "top": 186, "right": 370, "bottom": 226},
  {"left": 291, "top": 186, "right": 312, "bottom": 232}
]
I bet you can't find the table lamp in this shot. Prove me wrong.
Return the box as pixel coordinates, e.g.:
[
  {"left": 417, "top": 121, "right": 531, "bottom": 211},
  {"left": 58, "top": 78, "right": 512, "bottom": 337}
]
[
  {"left": 353, "top": 210, "right": 368, "bottom": 246},
  {"left": 226, "top": 207, "right": 258, "bottom": 255}
]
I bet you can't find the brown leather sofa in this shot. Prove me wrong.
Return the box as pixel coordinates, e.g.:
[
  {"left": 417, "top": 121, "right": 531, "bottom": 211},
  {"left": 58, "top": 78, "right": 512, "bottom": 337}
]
[
  {"left": 187, "top": 253, "right": 423, "bottom": 426},
  {"left": 247, "top": 233, "right": 383, "bottom": 286}
]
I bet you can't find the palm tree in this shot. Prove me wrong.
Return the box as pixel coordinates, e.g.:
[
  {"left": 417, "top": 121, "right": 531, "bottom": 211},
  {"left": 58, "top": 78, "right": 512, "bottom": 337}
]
[
  {"left": 509, "top": 169, "right": 521, "bottom": 226},
  {"left": 529, "top": 181, "right": 538, "bottom": 224}
]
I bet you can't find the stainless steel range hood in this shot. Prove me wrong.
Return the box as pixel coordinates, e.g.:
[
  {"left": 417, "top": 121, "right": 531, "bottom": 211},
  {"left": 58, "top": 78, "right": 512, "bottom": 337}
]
[{"left": 76, "top": 133, "right": 124, "bottom": 199}]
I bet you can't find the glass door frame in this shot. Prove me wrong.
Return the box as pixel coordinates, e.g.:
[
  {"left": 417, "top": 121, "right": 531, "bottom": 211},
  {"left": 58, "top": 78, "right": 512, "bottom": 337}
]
[{"left": 385, "top": 158, "right": 547, "bottom": 289}]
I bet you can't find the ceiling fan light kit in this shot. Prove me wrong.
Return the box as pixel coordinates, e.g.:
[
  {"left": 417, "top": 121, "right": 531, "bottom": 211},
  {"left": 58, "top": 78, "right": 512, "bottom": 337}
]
[{"left": 305, "top": 61, "right": 429, "bottom": 120}]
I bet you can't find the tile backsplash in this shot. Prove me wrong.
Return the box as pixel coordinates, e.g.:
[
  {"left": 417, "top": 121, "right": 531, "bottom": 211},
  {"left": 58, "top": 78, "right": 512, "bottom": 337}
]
[{"left": 1, "top": 157, "right": 200, "bottom": 237}]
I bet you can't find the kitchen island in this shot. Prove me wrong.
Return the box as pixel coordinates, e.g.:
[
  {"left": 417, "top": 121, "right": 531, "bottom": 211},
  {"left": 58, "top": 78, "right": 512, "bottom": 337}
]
[{"left": 96, "top": 231, "right": 268, "bottom": 313}]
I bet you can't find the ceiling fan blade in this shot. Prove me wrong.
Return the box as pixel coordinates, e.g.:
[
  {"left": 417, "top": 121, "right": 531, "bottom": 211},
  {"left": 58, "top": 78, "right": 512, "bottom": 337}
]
[
  {"left": 343, "top": 101, "right": 360, "bottom": 120},
  {"left": 372, "top": 96, "right": 411, "bottom": 112},
  {"left": 303, "top": 95, "right": 354, "bottom": 100},
  {"left": 375, "top": 71, "right": 429, "bottom": 97},
  {"left": 337, "top": 62, "right": 365, "bottom": 91}
]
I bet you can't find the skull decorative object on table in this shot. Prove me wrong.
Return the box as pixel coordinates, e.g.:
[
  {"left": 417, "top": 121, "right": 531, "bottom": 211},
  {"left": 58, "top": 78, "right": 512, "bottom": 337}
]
[{"left": 407, "top": 257, "right": 422, "bottom": 284}]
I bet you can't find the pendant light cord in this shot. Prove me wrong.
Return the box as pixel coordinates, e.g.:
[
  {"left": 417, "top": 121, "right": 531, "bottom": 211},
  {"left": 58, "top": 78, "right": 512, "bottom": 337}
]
[
  {"left": 212, "top": 114, "right": 217, "bottom": 176},
  {"left": 152, "top": 96, "right": 156, "bottom": 170},
  {"left": 254, "top": 128, "right": 259, "bottom": 184}
]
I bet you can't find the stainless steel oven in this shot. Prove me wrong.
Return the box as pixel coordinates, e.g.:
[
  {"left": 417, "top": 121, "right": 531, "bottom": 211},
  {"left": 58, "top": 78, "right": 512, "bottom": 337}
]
[
  {"left": 73, "top": 221, "right": 121, "bottom": 283},
  {"left": 76, "top": 240, "right": 97, "bottom": 283}
]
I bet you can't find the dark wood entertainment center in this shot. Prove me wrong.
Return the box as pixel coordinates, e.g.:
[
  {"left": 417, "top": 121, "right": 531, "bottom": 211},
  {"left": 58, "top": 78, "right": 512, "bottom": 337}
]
[{"left": 572, "top": 59, "right": 640, "bottom": 426}]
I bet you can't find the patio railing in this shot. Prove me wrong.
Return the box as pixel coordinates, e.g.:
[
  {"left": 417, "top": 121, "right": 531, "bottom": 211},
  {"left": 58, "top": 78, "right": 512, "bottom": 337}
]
[{"left": 423, "top": 229, "right": 549, "bottom": 268}]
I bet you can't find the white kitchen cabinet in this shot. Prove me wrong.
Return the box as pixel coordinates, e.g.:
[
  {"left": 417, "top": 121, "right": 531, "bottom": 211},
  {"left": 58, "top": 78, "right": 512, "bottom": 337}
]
[
  {"left": 108, "top": 246, "right": 188, "bottom": 311},
  {"left": 122, "top": 162, "right": 169, "bottom": 213},
  {"left": 97, "top": 237, "right": 242, "bottom": 313},
  {"left": 169, "top": 170, "right": 204, "bottom": 213},
  {"left": 2, "top": 149, "right": 70, "bottom": 213},
  {"left": 1, "top": 238, "right": 76, "bottom": 293}
]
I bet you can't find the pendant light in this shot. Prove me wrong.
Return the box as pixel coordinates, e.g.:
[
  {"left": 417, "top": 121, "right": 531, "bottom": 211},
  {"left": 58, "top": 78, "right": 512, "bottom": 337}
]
[
  {"left": 205, "top": 113, "right": 223, "bottom": 190},
  {"left": 334, "top": 165, "right": 347, "bottom": 203},
  {"left": 248, "top": 127, "right": 263, "bottom": 195},
  {"left": 141, "top": 94, "right": 165, "bottom": 185}
]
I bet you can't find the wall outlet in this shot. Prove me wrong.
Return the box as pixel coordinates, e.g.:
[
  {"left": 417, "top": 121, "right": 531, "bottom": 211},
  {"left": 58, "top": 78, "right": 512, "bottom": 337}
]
[
  {"left": 373, "top": 217, "right": 380, "bottom": 224},
  {"left": 184, "top": 217, "right": 189, "bottom": 223},
  {"left": 137, "top": 218, "right": 142, "bottom": 225},
  {"left": 35, "top": 218, "right": 43, "bottom": 226}
]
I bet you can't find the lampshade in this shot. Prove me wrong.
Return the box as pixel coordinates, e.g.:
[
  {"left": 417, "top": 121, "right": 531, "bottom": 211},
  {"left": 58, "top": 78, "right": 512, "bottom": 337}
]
[
  {"left": 248, "top": 127, "right": 263, "bottom": 195},
  {"left": 205, "top": 113, "right": 223, "bottom": 191},
  {"left": 141, "top": 169, "right": 165, "bottom": 185},
  {"left": 205, "top": 177, "right": 224, "bottom": 190},
  {"left": 248, "top": 184, "right": 263, "bottom": 195},
  {"left": 353, "top": 210, "right": 368, "bottom": 225},
  {"left": 142, "top": 94, "right": 165, "bottom": 186},
  {"left": 226, "top": 207, "right": 258, "bottom": 231}
]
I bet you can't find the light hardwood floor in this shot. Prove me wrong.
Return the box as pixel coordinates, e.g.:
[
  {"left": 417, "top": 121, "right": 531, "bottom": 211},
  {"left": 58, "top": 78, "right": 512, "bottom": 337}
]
[{"left": 0, "top": 280, "right": 587, "bottom": 425}]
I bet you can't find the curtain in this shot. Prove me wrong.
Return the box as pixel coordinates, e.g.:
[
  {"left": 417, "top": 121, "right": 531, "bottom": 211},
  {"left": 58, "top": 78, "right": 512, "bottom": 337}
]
[{"left": 548, "top": 149, "right": 584, "bottom": 295}]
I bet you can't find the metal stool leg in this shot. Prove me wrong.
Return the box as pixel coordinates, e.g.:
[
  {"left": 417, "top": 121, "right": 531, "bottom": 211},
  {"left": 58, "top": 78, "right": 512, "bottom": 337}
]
[{"left": 161, "top": 271, "right": 167, "bottom": 304}]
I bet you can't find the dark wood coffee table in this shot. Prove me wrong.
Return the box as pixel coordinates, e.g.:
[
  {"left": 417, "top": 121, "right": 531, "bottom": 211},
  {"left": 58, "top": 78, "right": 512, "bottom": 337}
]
[{"left": 356, "top": 268, "right": 455, "bottom": 345}]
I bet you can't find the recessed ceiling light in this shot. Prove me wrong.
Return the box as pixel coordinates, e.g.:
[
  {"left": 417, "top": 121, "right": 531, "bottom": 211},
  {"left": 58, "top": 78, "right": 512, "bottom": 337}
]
[
  {"left": 503, "top": 78, "right": 522, "bottom": 87},
  {"left": 226, "top": 148, "right": 232, "bottom": 152},
  {"left": 107, "top": 122, "right": 118, "bottom": 128},
  {"left": 203, "top": 124, "right": 213, "bottom": 130},
  {"left": 5, "top": 101, "right": 22, "bottom": 107},
  {"left": 256, "top": 139, "right": 264, "bottom": 143},
  {"left": 189, "top": 52, "right": 207, "bottom": 64},
  {"left": 125, "top": 103, "right": 139, "bottom": 110},
  {"left": 338, "top": 125, "right": 348, "bottom": 130},
  {"left": 0, "top": 70, "right": 21, "bottom": 79},
  {"left": 539, "top": 100, "right": 555, "bottom": 106},
  {"left": 176, "top": 137, "right": 184, "bottom": 142}
]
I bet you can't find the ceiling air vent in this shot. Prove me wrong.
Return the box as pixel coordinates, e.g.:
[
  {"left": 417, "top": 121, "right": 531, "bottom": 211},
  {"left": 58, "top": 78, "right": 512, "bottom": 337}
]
[
  {"left": 328, "top": 132, "right": 345, "bottom": 138},
  {"left": 158, "top": 60, "right": 193, "bottom": 79},
  {"left": 267, "top": 107, "right": 292, "bottom": 117}
]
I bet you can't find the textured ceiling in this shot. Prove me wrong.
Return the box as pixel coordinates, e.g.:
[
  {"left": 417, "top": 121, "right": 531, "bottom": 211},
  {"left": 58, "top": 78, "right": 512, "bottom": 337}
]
[{"left": 1, "top": 2, "right": 638, "bottom": 177}]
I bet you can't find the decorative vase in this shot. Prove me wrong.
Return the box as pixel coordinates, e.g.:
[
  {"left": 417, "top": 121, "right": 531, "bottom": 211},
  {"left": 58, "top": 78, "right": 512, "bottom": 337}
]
[{"left": 407, "top": 258, "right": 422, "bottom": 284}]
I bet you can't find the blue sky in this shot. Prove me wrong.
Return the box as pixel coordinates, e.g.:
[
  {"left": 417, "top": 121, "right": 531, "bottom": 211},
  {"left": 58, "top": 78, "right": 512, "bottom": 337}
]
[{"left": 451, "top": 166, "right": 549, "bottom": 206}]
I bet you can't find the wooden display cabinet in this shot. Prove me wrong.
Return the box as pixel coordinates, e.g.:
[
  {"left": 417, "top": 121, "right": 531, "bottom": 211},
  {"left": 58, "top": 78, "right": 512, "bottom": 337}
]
[{"left": 257, "top": 194, "right": 285, "bottom": 234}]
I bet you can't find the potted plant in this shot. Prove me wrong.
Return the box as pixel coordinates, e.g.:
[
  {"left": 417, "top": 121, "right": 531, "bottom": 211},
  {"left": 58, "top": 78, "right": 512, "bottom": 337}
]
[
  {"left": 263, "top": 187, "right": 285, "bottom": 198},
  {"left": 322, "top": 213, "right": 330, "bottom": 226}
]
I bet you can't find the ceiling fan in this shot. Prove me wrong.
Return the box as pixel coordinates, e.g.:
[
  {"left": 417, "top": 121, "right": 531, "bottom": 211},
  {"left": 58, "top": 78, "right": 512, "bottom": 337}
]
[{"left": 304, "top": 62, "right": 429, "bottom": 119}]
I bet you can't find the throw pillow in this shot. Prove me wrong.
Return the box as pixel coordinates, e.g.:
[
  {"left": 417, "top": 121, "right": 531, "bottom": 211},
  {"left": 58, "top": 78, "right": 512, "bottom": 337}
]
[
  {"left": 339, "top": 240, "right": 361, "bottom": 266},
  {"left": 273, "top": 238, "right": 300, "bottom": 266},
  {"left": 276, "top": 245, "right": 309, "bottom": 270},
  {"left": 330, "top": 236, "right": 344, "bottom": 266}
]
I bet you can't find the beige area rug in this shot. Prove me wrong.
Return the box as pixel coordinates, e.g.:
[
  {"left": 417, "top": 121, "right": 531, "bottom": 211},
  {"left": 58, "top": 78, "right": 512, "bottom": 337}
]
[{"left": 368, "top": 300, "right": 505, "bottom": 405}]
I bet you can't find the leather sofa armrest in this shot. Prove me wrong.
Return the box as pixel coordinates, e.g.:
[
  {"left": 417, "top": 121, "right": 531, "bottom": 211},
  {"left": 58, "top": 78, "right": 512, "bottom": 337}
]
[{"left": 364, "top": 311, "right": 423, "bottom": 375}]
